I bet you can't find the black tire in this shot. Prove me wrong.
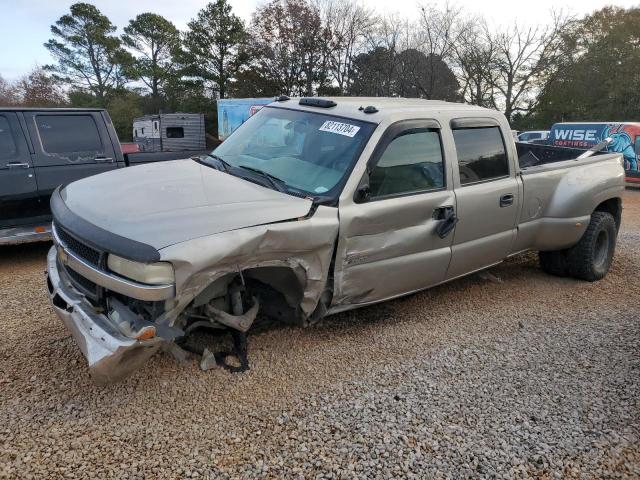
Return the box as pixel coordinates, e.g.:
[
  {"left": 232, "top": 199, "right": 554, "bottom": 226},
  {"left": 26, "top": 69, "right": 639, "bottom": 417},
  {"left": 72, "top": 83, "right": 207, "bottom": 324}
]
[
  {"left": 539, "top": 249, "right": 569, "bottom": 277},
  {"left": 566, "top": 211, "right": 617, "bottom": 281}
]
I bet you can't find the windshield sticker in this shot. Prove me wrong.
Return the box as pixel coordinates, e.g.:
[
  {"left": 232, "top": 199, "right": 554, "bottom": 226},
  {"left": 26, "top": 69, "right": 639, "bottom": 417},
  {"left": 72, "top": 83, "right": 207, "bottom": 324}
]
[
  {"left": 314, "top": 186, "right": 329, "bottom": 193},
  {"left": 319, "top": 121, "right": 360, "bottom": 137}
]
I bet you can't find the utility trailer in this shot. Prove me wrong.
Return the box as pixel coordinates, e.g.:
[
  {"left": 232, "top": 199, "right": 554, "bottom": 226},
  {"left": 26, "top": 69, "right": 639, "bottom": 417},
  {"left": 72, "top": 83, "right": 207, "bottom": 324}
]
[{"left": 133, "top": 113, "right": 206, "bottom": 153}]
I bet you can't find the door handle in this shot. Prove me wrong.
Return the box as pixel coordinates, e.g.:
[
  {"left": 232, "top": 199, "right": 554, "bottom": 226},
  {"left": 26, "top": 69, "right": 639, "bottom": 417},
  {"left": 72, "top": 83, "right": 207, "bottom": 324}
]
[
  {"left": 433, "top": 205, "right": 454, "bottom": 220},
  {"left": 95, "top": 156, "right": 114, "bottom": 163},
  {"left": 434, "top": 206, "right": 458, "bottom": 239},
  {"left": 6, "top": 162, "right": 30, "bottom": 169},
  {"left": 500, "top": 193, "right": 514, "bottom": 207}
]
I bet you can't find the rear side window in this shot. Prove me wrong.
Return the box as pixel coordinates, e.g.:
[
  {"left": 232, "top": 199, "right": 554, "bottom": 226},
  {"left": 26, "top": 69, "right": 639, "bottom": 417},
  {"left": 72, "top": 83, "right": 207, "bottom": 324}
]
[
  {"left": 370, "top": 130, "right": 444, "bottom": 198},
  {"left": 453, "top": 127, "right": 509, "bottom": 185},
  {"left": 36, "top": 115, "right": 103, "bottom": 153},
  {"left": 0, "top": 116, "right": 17, "bottom": 160}
]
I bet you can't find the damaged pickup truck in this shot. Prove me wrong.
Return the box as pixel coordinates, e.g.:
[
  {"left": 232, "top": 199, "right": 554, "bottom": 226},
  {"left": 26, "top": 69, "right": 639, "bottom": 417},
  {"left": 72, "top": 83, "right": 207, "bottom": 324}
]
[{"left": 46, "top": 97, "right": 625, "bottom": 383}]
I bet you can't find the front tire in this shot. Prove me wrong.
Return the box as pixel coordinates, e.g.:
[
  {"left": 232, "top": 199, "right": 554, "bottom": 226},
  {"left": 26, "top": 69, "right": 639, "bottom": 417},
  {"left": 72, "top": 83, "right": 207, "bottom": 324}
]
[{"left": 567, "top": 211, "right": 617, "bottom": 281}]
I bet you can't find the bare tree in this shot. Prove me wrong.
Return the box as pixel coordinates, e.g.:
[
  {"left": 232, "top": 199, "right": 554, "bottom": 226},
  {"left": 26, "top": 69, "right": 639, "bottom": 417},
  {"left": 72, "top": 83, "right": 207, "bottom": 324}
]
[
  {"left": 453, "top": 22, "right": 499, "bottom": 107},
  {"left": 409, "top": 2, "right": 472, "bottom": 100},
  {"left": 417, "top": 2, "right": 472, "bottom": 60},
  {"left": 490, "top": 13, "right": 571, "bottom": 121},
  {"left": 318, "top": 0, "right": 376, "bottom": 94},
  {"left": 0, "top": 75, "right": 19, "bottom": 106},
  {"left": 16, "top": 68, "right": 67, "bottom": 107},
  {"left": 249, "top": 0, "right": 327, "bottom": 96},
  {"left": 358, "top": 12, "right": 406, "bottom": 95}
]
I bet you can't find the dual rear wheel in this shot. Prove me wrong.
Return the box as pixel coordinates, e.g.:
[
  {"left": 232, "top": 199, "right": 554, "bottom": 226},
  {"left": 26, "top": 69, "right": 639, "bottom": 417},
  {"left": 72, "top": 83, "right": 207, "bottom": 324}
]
[{"left": 539, "top": 211, "right": 617, "bottom": 282}]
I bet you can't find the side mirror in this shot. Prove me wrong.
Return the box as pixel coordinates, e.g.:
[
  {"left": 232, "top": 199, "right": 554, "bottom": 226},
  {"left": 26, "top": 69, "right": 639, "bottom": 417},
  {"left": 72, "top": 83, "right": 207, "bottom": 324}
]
[{"left": 354, "top": 184, "right": 371, "bottom": 203}]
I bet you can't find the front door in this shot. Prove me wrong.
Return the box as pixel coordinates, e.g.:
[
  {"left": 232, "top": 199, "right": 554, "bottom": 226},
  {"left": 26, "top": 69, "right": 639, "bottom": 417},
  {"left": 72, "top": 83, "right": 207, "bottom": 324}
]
[
  {"left": 0, "top": 112, "right": 41, "bottom": 228},
  {"left": 333, "top": 120, "right": 456, "bottom": 308},
  {"left": 24, "top": 111, "right": 119, "bottom": 216},
  {"left": 446, "top": 122, "right": 519, "bottom": 279}
]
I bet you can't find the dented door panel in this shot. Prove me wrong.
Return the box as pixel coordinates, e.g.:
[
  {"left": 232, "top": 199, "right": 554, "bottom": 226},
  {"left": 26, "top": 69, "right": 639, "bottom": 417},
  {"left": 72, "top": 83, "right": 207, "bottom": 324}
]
[{"left": 332, "top": 190, "right": 456, "bottom": 307}]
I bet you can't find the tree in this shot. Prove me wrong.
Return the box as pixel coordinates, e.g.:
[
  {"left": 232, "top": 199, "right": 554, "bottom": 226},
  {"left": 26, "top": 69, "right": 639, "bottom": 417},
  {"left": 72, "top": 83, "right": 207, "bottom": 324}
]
[
  {"left": 44, "top": 2, "right": 129, "bottom": 105},
  {"left": 0, "top": 75, "right": 19, "bottom": 106},
  {"left": 182, "top": 0, "right": 247, "bottom": 99},
  {"left": 490, "top": 13, "right": 570, "bottom": 122},
  {"left": 396, "top": 49, "right": 460, "bottom": 100},
  {"left": 532, "top": 7, "right": 640, "bottom": 126},
  {"left": 417, "top": 2, "right": 472, "bottom": 62},
  {"left": 453, "top": 22, "right": 499, "bottom": 107},
  {"left": 122, "top": 13, "right": 179, "bottom": 101},
  {"left": 15, "top": 68, "right": 67, "bottom": 107},
  {"left": 349, "top": 47, "right": 396, "bottom": 96},
  {"left": 348, "top": 13, "right": 404, "bottom": 96},
  {"left": 228, "top": 69, "right": 281, "bottom": 98},
  {"left": 248, "top": 0, "right": 328, "bottom": 96},
  {"left": 106, "top": 90, "right": 143, "bottom": 141},
  {"left": 319, "top": 0, "right": 376, "bottom": 94}
]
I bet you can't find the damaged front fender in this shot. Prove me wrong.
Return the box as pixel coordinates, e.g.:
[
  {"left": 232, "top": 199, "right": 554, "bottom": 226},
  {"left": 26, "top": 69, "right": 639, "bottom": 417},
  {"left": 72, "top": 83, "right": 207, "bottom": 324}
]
[
  {"left": 158, "top": 205, "right": 340, "bottom": 328},
  {"left": 46, "top": 206, "right": 339, "bottom": 383}
]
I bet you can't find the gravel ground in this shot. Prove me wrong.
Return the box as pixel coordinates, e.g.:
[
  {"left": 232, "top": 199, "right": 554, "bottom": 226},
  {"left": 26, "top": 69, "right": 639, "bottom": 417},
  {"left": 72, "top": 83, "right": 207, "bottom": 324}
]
[{"left": 1, "top": 191, "right": 639, "bottom": 479}]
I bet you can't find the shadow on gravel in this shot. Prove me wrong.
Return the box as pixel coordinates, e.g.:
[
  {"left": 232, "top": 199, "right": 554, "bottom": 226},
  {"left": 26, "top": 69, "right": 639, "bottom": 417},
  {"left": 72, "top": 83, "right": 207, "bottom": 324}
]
[{"left": 0, "top": 241, "right": 51, "bottom": 264}]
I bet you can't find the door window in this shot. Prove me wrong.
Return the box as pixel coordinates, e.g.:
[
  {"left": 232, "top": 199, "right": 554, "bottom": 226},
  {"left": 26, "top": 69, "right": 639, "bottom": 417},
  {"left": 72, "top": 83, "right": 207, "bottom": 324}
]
[
  {"left": 0, "top": 116, "right": 17, "bottom": 160},
  {"left": 369, "top": 130, "right": 444, "bottom": 198},
  {"left": 453, "top": 126, "right": 509, "bottom": 185},
  {"left": 166, "top": 127, "right": 184, "bottom": 138},
  {"left": 36, "top": 115, "right": 103, "bottom": 154}
]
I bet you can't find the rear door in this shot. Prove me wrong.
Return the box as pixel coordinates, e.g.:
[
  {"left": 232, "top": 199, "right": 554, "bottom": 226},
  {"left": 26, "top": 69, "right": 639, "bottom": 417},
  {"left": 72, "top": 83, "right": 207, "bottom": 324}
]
[
  {"left": 0, "top": 112, "right": 41, "bottom": 228},
  {"left": 24, "top": 111, "right": 118, "bottom": 212},
  {"left": 333, "top": 120, "right": 456, "bottom": 306},
  {"left": 446, "top": 120, "right": 519, "bottom": 279}
]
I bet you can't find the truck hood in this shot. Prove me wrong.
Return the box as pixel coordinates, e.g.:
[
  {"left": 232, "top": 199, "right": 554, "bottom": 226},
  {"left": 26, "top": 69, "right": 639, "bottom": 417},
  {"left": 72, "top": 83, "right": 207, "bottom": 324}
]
[{"left": 59, "top": 160, "right": 313, "bottom": 250}]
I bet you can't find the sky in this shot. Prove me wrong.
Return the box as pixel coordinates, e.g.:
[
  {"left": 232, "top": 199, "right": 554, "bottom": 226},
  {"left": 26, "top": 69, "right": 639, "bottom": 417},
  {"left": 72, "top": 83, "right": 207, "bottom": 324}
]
[{"left": 0, "top": 0, "right": 637, "bottom": 81}]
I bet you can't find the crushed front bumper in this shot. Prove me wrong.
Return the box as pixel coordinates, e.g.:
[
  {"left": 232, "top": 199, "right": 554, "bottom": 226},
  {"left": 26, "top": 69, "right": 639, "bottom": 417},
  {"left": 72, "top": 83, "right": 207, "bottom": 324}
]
[{"left": 45, "top": 246, "right": 165, "bottom": 384}]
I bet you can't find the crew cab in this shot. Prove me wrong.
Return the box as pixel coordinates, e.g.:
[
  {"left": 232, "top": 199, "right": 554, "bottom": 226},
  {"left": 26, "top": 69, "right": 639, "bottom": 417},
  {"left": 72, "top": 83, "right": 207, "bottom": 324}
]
[
  {"left": 0, "top": 108, "right": 207, "bottom": 244},
  {"left": 45, "top": 98, "right": 625, "bottom": 383}
]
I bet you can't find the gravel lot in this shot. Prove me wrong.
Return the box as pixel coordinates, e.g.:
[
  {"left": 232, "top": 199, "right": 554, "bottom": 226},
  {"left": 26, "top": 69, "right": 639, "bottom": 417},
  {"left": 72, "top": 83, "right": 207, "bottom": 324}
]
[{"left": 1, "top": 191, "right": 639, "bottom": 479}]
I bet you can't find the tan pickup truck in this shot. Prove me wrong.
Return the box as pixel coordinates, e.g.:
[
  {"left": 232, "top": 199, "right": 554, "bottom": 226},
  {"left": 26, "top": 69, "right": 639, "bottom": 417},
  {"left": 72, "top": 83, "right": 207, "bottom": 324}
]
[{"left": 45, "top": 97, "right": 625, "bottom": 383}]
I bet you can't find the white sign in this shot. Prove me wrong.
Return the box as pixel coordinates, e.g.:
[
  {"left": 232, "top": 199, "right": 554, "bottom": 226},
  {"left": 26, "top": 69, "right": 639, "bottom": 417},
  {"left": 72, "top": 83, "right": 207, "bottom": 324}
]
[{"left": 319, "top": 121, "right": 360, "bottom": 137}]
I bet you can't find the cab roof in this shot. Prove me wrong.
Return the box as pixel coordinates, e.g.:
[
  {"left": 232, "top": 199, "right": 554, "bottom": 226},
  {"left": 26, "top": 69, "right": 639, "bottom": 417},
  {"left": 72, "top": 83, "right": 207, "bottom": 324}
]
[
  {"left": 0, "top": 107, "right": 106, "bottom": 112},
  {"left": 267, "top": 97, "right": 495, "bottom": 124}
]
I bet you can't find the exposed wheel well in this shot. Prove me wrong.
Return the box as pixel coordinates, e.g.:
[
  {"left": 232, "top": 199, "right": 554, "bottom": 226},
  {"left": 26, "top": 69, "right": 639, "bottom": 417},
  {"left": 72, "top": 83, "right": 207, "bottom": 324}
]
[
  {"left": 594, "top": 198, "right": 622, "bottom": 231},
  {"left": 190, "top": 266, "right": 308, "bottom": 327}
]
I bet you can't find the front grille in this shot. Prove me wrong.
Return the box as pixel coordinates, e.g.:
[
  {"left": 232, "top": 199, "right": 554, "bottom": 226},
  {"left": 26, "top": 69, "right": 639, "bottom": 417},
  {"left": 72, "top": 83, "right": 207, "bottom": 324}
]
[
  {"left": 65, "top": 266, "right": 98, "bottom": 296},
  {"left": 56, "top": 225, "right": 101, "bottom": 266}
]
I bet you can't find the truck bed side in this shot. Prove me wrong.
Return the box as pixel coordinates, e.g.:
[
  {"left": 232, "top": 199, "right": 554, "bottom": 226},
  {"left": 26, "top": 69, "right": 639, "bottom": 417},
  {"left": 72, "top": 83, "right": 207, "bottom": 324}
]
[{"left": 512, "top": 153, "right": 625, "bottom": 253}]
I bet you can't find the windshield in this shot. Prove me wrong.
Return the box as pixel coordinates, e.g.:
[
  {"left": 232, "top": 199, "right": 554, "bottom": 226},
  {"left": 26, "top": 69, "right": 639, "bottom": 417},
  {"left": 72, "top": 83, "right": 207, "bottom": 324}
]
[{"left": 211, "top": 107, "right": 376, "bottom": 196}]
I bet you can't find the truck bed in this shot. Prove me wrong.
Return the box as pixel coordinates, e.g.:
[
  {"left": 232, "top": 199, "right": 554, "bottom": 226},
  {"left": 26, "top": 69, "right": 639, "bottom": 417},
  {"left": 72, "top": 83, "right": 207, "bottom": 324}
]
[{"left": 516, "top": 142, "right": 606, "bottom": 169}]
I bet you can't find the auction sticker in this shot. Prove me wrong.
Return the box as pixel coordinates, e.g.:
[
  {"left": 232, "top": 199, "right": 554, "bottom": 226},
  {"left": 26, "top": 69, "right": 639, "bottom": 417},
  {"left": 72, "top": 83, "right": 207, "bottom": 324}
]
[{"left": 319, "top": 121, "right": 360, "bottom": 137}]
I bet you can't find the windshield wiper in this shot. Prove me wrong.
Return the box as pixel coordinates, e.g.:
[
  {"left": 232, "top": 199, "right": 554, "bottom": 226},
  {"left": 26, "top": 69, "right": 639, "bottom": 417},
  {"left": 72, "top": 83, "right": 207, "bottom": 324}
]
[
  {"left": 197, "top": 156, "right": 302, "bottom": 196},
  {"left": 194, "top": 153, "right": 231, "bottom": 172},
  {"left": 235, "top": 165, "right": 289, "bottom": 193}
]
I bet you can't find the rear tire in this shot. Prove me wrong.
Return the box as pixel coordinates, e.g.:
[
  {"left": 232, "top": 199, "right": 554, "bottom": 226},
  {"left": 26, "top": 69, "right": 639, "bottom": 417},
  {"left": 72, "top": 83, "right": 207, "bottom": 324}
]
[
  {"left": 539, "top": 249, "right": 569, "bottom": 277},
  {"left": 566, "top": 211, "right": 616, "bottom": 281}
]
